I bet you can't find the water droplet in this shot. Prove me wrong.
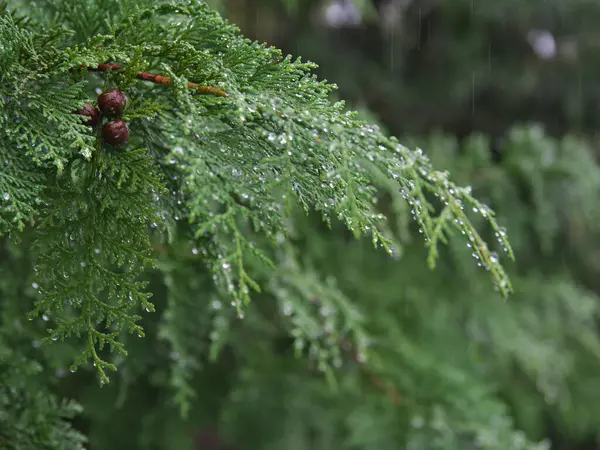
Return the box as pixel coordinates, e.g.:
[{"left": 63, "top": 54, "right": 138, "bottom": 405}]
[
  {"left": 282, "top": 302, "right": 293, "bottom": 316},
  {"left": 411, "top": 416, "right": 425, "bottom": 429},
  {"left": 80, "top": 147, "right": 92, "bottom": 159},
  {"left": 356, "top": 351, "right": 367, "bottom": 363}
]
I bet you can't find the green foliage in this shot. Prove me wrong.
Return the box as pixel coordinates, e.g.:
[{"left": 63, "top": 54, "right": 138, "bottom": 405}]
[
  {"left": 384, "top": 125, "right": 600, "bottom": 445},
  {"left": 0, "top": 238, "right": 87, "bottom": 449},
  {"left": 30, "top": 147, "right": 163, "bottom": 384},
  {"left": 0, "top": 0, "right": 510, "bottom": 391},
  {"left": 200, "top": 123, "right": 600, "bottom": 450},
  {"left": 28, "top": 121, "right": 595, "bottom": 450},
  {"left": 5, "top": 0, "right": 599, "bottom": 449},
  {"left": 0, "top": 337, "right": 86, "bottom": 450}
]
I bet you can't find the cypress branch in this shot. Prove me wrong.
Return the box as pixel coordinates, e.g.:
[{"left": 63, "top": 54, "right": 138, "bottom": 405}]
[
  {"left": 70, "top": 63, "right": 229, "bottom": 97},
  {"left": 0, "top": 0, "right": 513, "bottom": 385},
  {"left": 0, "top": 1, "right": 538, "bottom": 447}
]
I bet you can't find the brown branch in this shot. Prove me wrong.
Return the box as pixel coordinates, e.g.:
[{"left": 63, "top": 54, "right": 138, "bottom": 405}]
[
  {"left": 307, "top": 296, "right": 403, "bottom": 406},
  {"left": 341, "top": 338, "right": 402, "bottom": 406},
  {"left": 71, "top": 63, "right": 229, "bottom": 97}
]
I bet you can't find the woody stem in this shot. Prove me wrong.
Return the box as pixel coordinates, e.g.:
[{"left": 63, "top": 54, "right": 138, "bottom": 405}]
[
  {"left": 341, "top": 338, "right": 402, "bottom": 405},
  {"left": 73, "top": 63, "right": 229, "bottom": 98}
]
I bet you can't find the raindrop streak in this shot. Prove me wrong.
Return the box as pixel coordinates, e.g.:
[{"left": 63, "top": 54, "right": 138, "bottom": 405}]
[
  {"left": 472, "top": 72, "right": 475, "bottom": 115},
  {"left": 389, "top": 18, "right": 394, "bottom": 72},
  {"left": 417, "top": 8, "right": 421, "bottom": 50}
]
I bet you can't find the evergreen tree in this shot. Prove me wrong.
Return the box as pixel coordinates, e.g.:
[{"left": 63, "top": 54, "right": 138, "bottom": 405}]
[{"left": 3, "top": 0, "right": 594, "bottom": 449}]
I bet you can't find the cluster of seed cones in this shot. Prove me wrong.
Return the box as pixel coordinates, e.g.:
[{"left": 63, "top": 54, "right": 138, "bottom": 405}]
[{"left": 76, "top": 89, "right": 129, "bottom": 147}]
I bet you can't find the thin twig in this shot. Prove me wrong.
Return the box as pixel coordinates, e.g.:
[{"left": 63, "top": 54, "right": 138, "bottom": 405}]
[
  {"left": 70, "top": 63, "right": 229, "bottom": 97},
  {"left": 341, "top": 338, "right": 402, "bottom": 405},
  {"left": 309, "top": 296, "right": 403, "bottom": 406}
]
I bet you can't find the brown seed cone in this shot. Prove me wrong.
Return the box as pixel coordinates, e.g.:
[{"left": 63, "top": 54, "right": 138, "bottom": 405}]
[
  {"left": 75, "top": 103, "right": 100, "bottom": 127},
  {"left": 97, "top": 89, "right": 126, "bottom": 117},
  {"left": 102, "top": 120, "right": 129, "bottom": 147}
]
